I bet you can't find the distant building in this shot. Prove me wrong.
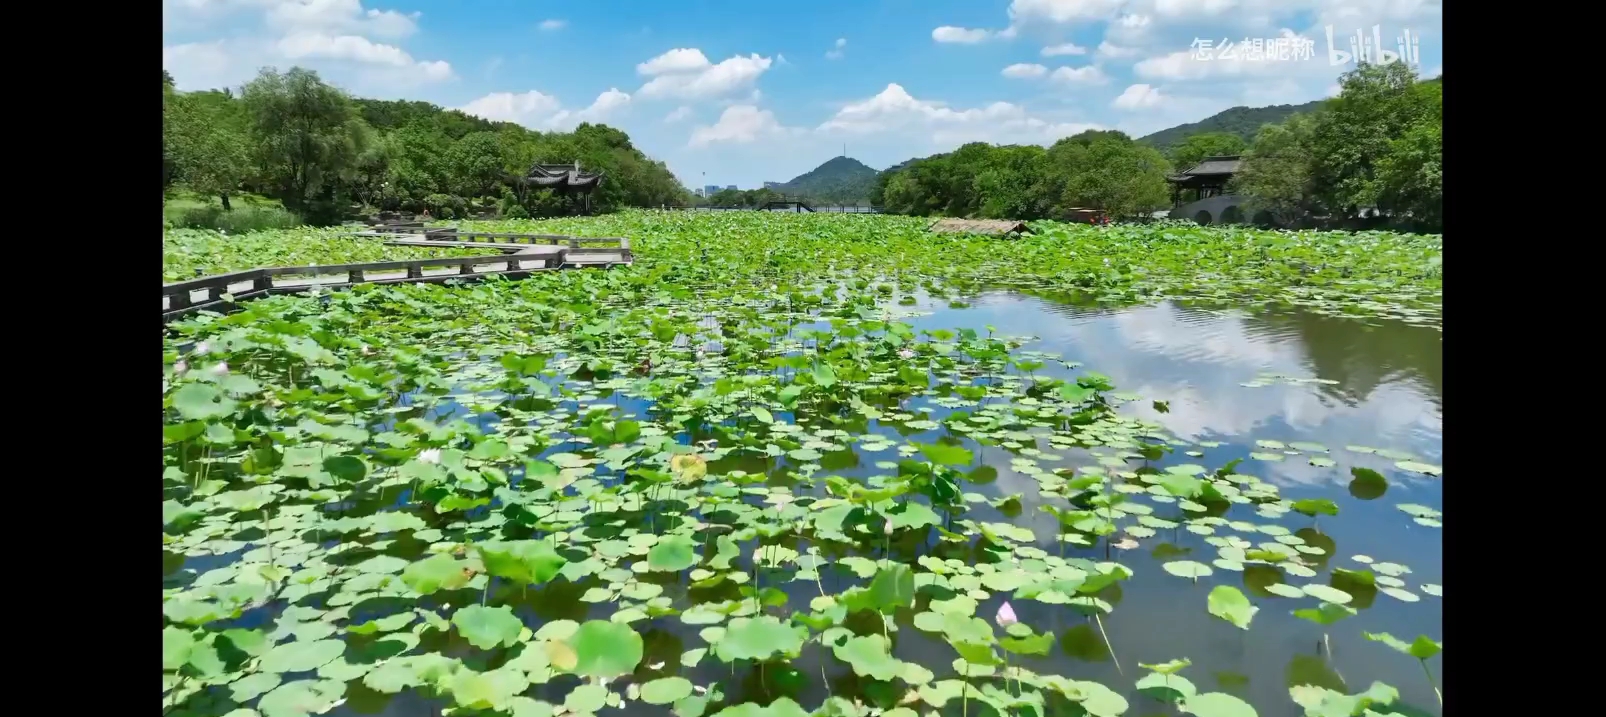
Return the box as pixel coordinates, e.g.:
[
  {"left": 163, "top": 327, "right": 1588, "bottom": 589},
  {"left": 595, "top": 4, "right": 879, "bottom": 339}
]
[
  {"left": 703, "top": 185, "right": 721, "bottom": 196},
  {"left": 1165, "top": 155, "right": 1242, "bottom": 206},
  {"left": 763, "top": 181, "right": 783, "bottom": 190},
  {"left": 726, "top": 185, "right": 737, "bottom": 191}
]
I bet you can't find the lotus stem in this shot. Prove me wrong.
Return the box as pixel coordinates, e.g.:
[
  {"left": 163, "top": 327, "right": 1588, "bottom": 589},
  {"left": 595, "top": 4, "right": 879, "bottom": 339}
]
[
  {"left": 1420, "top": 659, "right": 1442, "bottom": 706},
  {"left": 1093, "top": 613, "right": 1122, "bottom": 675},
  {"left": 961, "top": 665, "right": 970, "bottom": 717}
]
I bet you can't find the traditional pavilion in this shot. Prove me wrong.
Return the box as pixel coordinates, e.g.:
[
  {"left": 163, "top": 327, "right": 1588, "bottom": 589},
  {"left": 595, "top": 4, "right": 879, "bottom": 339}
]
[
  {"left": 518, "top": 161, "right": 605, "bottom": 213},
  {"left": 1165, "top": 155, "right": 1242, "bottom": 206}
]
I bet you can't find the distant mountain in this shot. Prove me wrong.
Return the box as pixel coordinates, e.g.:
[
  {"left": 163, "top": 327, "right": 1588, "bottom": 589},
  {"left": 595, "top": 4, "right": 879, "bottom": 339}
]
[
  {"left": 1139, "top": 75, "right": 1440, "bottom": 154},
  {"left": 775, "top": 156, "right": 880, "bottom": 205},
  {"left": 1138, "top": 100, "right": 1327, "bottom": 154}
]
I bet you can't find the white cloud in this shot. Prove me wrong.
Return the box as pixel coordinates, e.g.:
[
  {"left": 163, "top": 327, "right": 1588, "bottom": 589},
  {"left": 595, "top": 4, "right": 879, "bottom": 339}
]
[
  {"left": 460, "top": 90, "right": 562, "bottom": 126},
  {"left": 163, "top": 40, "right": 238, "bottom": 91},
  {"left": 1151, "top": 0, "right": 1238, "bottom": 18},
  {"left": 932, "top": 26, "right": 992, "bottom": 44},
  {"left": 826, "top": 37, "right": 847, "bottom": 59},
  {"left": 162, "top": 2, "right": 454, "bottom": 93},
  {"left": 550, "top": 88, "right": 632, "bottom": 128},
  {"left": 689, "top": 105, "right": 795, "bottom": 147},
  {"left": 1002, "top": 63, "right": 1049, "bottom": 79},
  {"left": 1049, "top": 65, "right": 1108, "bottom": 84},
  {"left": 1113, "top": 83, "right": 1164, "bottom": 109},
  {"left": 816, "top": 83, "right": 1103, "bottom": 148},
  {"left": 1007, "top": 0, "right": 1125, "bottom": 26},
  {"left": 1041, "top": 42, "right": 1087, "bottom": 56},
  {"left": 275, "top": 32, "right": 453, "bottom": 80},
  {"left": 1096, "top": 41, "right": 1138, "bottom": 59},
  {"left": 538, "top": 18, "right": 566, "bottom": 31},
  {"left": 264, "top": 0, "right": 420, "bottom": 40},
  {"left": 460, "top": 88, "right": 631, "bottom": 130},
  {"left": 1119, "top": 13, "right": 1152, "bottom": 28},
  {"left": 636, "top": 48, "right": 712, "bottom": 76},
  {"left": 638, "top": 53, "right": 773, "bottom": 100},
  {"left": 664, "top": 106, "right": 693, "bottom": 123},
  {"left": 1132, "top": 30, "right": 1342, "bottom": 83}
]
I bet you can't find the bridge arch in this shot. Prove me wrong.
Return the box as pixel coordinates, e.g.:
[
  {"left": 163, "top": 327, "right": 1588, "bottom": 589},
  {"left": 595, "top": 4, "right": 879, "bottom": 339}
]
[{"left": 1171, "top": 194, "right": 1259, "bottom": 227}]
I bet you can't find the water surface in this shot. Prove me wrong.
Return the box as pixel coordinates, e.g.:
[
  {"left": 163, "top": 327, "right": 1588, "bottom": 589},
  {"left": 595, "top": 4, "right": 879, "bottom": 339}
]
[{"left": 176, "top": 292, "right": 1444, "bottom": 716}]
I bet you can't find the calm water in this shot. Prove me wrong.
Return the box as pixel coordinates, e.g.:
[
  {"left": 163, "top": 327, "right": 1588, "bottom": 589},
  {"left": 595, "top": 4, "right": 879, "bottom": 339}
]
[
  {"left": 183, "top": 292, "right": 1443, "bottom": 717},
  {"left": 900, "top": 294, "right": 1443, "bottom": 714}
]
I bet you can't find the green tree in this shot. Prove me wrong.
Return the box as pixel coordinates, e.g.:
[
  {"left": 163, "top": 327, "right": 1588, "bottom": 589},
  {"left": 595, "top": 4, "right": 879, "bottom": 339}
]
[
  {"left": 445, "top": 131, "right": 508, "bottom": 199},
  {"left": 1170, "top": 132, "right": 1247, "bottom": 169},
  {"left": 1231, "top": 113, "right": 1319, "bottom": 226},
  {"left": 241, "top": 67, "right": 367, "bottom": 221},
  {"left": 1307, "top": 62, "right": 1433, "bottom": 216},
  {"left": 1372, "top": 120, "right": 1441, "bottom": 230},
  {"left": 1061, "top": 138, "right": 1170, "bottom": 218},
  {"left": 165, "top": 90, "right": 252, "bottom": 210},
  {"left": 974, "top": 145, "right": 1047, "bottom": 219}
]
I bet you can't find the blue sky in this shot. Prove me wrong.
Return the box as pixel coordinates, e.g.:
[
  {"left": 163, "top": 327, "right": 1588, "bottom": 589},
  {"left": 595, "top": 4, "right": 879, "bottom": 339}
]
[{"left": 163, "top": 1, "right": 1442, "bottom": 189}]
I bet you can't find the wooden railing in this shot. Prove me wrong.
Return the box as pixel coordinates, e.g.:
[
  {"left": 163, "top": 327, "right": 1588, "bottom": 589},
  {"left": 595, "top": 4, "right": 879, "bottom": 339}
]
[{"left": 161, "top": 232, "right": 635, "bottom": 323}]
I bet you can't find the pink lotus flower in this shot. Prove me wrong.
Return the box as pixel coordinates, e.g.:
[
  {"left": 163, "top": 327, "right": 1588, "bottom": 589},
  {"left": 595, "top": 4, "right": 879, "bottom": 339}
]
[
  {"left": 210, "top": 362, "right": 228, "bottom": 376},
  {"left": 898, "top": 349, "right": 915, "bottom": 360},
  {"left": 173, "top": 360, "right": 187, "bottom": 374},
  {"left": 996, "top": 601, "right": 1018, "bottom": 627},
  {"left": 194, "top": 341, "right": 211, "bottom": 355}
]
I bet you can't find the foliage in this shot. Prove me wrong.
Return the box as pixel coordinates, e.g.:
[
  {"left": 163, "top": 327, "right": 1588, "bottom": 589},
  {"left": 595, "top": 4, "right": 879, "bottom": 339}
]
[
  {"left": 165, "top": 67, "right": 691, "bottom": 226},
  {"left": 164, "top": 88, "right": 253, "bottom": 208},
  {"left": 241, "top": 67, "right": 368, "bottom": 223},
  {"left": 168, "top": 203, "right": 304, "bottom": 234},
  {"left": 1169, "top": 132, "right": 1248, "bottom": 169},
  {"left": 1230, "top": 114, "right": 1319, "bottom": 227},
  {"left": 161, "top": 211, "right": 1441, "bottom": 717},
  {"left": 875, "top": 131, "right": 1173, "bottom": 220},
  {"left": 1139, "top": 100, "right": 1326, "bottom": 155},
  {"left": 705, "top": 187, "right": 784, "bottom": 208},
  {"left": 1233, "top": 64, "right": 1442, "bottom": 231}
]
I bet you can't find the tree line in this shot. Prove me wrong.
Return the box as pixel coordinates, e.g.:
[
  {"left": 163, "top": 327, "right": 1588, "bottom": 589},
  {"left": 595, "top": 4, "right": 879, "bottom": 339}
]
[
  {"left": 871, "top": 63, "right": 1441, "bottom": 232},
  {"left": 162, "top": 67, "right": 692, "bottom": 225}
]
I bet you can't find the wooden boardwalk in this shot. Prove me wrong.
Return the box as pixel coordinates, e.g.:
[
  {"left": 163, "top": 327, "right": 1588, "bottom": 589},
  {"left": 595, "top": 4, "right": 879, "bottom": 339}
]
[{"left": 162, "top": 230, "right": 632, "bottom": 324}]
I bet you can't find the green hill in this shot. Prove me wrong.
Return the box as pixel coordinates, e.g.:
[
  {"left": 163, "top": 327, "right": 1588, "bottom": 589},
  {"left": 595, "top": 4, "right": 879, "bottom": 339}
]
[
  {"left": 1138, "top": 100, "right": 1327, "bottom": 154},
  {"left": 776, "top": 156, "right": 880, "bottom": 205},
  {"left": 1139, "top": 75, "right": 1438, "bottom": 154}
]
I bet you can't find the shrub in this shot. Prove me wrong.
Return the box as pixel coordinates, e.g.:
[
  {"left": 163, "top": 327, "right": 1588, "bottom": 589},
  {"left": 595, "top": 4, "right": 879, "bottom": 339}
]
[{"left": 170, "top": 204, "right": 304, "bottom": 233}]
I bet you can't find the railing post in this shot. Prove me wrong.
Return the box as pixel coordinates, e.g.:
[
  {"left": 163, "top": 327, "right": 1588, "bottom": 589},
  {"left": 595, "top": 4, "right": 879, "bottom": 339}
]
[
  {"left": 406, "top": 264, "right": 423, "bottom": 279},
  {"left": 348, "top": 269, "right": 363, "bottom": 284},
  {"left": 168, "top": 290, "right": 190, "bottom": 310},
  {"left": 459, "top": 262, "right": 475, "bottom": 275},
  {"left": 252, "top": 273, "right": 272, "bottom": 291}
]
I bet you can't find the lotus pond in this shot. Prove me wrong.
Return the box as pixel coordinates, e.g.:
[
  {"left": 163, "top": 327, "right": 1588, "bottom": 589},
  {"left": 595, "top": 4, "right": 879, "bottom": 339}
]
[{"left": 163, "top": 212, "right": 1442, "bottom": 717}]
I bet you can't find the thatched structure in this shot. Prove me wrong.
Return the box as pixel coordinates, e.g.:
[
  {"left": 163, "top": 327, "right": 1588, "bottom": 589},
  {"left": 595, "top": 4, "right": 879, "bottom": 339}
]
[{"left": 926, "top": 218, "right": 1033, "bottom": 237}]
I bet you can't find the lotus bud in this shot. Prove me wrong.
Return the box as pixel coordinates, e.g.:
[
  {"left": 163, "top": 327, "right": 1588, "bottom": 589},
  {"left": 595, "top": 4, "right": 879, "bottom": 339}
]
[
  {"left": 173, "top": 360, "right": 187, "bottom": 374},
  {"left": 418, "top": 448, "right": 442, "bottom": 464},
  {"left": 210, "top": 362, "right": 229, "bottom": 376},
  {"left": 996, "top": 601, "right": 1018, "bottom": 627}
]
